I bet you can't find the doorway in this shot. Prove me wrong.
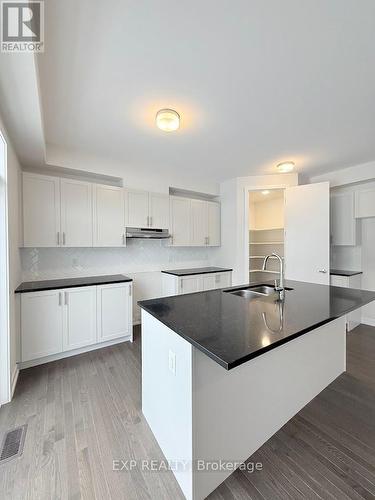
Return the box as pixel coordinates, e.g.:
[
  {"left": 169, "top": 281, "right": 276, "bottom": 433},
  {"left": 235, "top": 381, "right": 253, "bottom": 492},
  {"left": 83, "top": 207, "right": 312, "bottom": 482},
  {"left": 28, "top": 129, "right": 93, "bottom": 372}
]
[{"left": 248, "top": 189, "right": 285, "bottom": 283}]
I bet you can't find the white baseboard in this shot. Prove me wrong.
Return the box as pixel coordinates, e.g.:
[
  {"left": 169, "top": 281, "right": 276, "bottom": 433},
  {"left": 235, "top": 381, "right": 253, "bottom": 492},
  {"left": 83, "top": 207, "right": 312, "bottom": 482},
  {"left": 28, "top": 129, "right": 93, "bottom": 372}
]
[
  {"left": 361, "top": 316, "right": 375, "bottom": 327},
  {"left": 11, "top": 365, "right": 19, "bottom": 397},
  {"left": 19, "top": 335, "right": 132, "bottom": 370}
]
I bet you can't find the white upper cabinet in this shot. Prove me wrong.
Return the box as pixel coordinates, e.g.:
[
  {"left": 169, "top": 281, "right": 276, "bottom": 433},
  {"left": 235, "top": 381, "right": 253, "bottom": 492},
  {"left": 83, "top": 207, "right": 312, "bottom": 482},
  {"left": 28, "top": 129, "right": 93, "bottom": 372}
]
[
  {"left": 149, "top": 192, "right": 169, "bottom": 229},
  {"left": 207, "top": 201, "right": 221, "bottom": 246},
  {"left": 23, "top": 173, "right": 61, "bottom": 247},
  {"left": 60, "top": 179, "right": 93, "bottom": 247},
  {"left": 355, "top": 189, "right": 375, "bottom": 218},
  {"left": 126, "top": 189, "right": 170, "bottom": 229},
  {"left": 331, "top": 191, "right": 357, "bottom": 246},
  {"left": 285, "top": 182, "right": 330, "bottom": 285},
  {"left": 191, "top": 199, "right": 208, "bottom": 246},
  {"left": 126, "top": 189, "right": 149, "bottom": 228},
  {"left": 170, "top": 196, "right": 191, "bottom": 246},
  {"left": 93, "top": 184, "right": 126, "bottom": 247},
  {"left": 63, "top": 286, "right": 97, "bottom": 351}
]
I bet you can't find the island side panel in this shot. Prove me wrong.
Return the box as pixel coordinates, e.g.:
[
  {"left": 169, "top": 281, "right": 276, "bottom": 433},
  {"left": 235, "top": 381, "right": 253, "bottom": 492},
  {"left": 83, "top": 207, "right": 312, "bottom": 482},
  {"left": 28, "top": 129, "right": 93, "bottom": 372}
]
[
  {"left": 141, "top": 310, "right": 194, "bottom": 499},
  {"left": 192, "top": 316, "right": 346, "bottom": 500}
]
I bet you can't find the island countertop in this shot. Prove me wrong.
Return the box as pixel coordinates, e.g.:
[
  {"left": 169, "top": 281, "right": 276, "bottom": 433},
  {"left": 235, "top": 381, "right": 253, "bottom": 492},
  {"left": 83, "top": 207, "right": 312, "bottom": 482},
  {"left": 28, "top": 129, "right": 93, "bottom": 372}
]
[{"left": 138, "top": 280, "right": 375, "bottom": 370}]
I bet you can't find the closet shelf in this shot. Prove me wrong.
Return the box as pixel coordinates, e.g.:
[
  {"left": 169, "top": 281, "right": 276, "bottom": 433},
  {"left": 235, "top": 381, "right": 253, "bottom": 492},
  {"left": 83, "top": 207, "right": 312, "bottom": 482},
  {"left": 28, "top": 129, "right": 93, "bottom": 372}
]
[
  {"left": 250, "top": 255, "right": 279, "bottom": 259},
  {"left": 250, "top": 241, "right": 284, "bottom": 245},
  {"left": 249, "top": 227, "right": 284, "bottom": 231},
  {"left": 249, "top": 269, "right": 279, "bottom": 274}
]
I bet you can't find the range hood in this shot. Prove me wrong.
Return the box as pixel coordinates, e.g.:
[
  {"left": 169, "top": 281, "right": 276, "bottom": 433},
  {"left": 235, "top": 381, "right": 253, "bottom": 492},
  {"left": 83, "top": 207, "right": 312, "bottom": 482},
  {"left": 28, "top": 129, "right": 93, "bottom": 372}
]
[{"left": 126, "top": 227, "right": 171, "bottom": 239}]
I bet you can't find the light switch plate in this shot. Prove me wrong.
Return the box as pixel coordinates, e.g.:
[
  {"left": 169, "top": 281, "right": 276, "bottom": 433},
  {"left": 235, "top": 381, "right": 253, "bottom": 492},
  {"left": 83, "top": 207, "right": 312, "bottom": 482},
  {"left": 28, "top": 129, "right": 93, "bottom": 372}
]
[{"left": 168, "top": 349, "right": 176, "bottom": 375}]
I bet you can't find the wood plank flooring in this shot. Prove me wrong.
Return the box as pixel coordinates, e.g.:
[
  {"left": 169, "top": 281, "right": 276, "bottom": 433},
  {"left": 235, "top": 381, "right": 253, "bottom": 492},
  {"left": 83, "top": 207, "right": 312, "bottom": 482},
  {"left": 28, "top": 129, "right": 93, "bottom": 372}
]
[{"left": 1, "top": 324, "right": 375, "bottom": 499}]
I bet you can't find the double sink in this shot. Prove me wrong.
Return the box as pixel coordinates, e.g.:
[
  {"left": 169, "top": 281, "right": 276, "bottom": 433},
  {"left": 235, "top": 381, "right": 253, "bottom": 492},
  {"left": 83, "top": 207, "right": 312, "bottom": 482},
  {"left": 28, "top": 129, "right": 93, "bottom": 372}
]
[{"left": 224, "top": 284, "right": 293, "bottom": 300}]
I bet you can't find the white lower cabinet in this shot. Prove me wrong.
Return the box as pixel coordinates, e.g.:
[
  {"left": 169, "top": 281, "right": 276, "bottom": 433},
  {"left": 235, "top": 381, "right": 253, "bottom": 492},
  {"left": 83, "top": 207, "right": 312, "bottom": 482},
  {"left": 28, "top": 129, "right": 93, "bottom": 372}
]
[
  {"left": 21, "top": 282, "right": 133, "bottom": 365},
  {"left": 63, "top": 286, "right": 97, "bottom": 351},
  {"left": 330, "top": 274, "right": 362, "bottom": 331},
  {"left": 162, "top": 271, "right": 232, "bottom": 296},
  {"left": 21, "top": 290, "right": 63, "bottom": 362},
  {"left": 97, "top": 283, "right": 132, "bottom": 341}
]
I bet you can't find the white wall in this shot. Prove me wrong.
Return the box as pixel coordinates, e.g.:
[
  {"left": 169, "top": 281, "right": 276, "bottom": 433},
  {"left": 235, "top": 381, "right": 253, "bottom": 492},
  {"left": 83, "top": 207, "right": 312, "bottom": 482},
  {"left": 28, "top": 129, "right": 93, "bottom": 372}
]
[
  {"left": 250, "top": 195, "right": 284, "bottom": 230},
  {"left": 0, "top": 111, "right": 22, "bottom": 402}
]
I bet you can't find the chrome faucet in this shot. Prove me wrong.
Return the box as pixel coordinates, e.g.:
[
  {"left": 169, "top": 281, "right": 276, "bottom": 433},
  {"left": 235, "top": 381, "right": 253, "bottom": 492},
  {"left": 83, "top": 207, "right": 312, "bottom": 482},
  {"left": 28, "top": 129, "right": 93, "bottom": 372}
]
[{"left": 262, "top": 253, "right": 285, "bottom": 294}]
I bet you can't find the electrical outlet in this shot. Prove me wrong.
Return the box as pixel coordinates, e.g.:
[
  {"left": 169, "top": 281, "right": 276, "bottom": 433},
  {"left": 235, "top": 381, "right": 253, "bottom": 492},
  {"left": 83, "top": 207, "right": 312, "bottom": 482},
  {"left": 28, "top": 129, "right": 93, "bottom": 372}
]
[{"left": 168, "top": 349, "right": 176, "bottom": 375}]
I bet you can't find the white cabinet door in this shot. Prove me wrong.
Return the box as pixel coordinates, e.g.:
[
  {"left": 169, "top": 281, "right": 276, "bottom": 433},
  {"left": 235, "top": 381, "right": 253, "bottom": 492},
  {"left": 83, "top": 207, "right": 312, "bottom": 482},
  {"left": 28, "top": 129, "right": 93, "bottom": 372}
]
[
  {"left": 22, "top": 173, "right": 61, "bottom": 247},
  {"left": 97, "top": 283, "right": 132, "bottom": 342},
  {"left": 331, "top": 192, "right": 356, "bottom": 246},
  {"left": 202, "top": 274, "right": 216, "bottom": 291},
  {"left": 127, "top": 189, "right": 149, "bottom": 228},
  {"left": 355, "top": 189, "right": 375, "bottom": 218},
  {"left": 214, "top": 272, "right": 232, "bottom": 288},
  {"left": 191, "top": 200, "right": 208, "bottom": 246},
  {"left": 61, "top": 179, "right": 93, "bottom": 247},
  {"left": 170, "top": 196, "right": 191, "bottom": 246},
  {"left": 93, "top": 184, "right": 125, "bottom": 247},
  {"left": 63, "top": 286, "right": 97, "bottom": 351},
  {"left": 21, "top": 290, "right": 63, "bottom": 361},
  {"left": 149, "top": 192, "right": 169, "bottom": 229},
  {"left": 178, "top": 276, "right": 202, "bottom": 294},
  {"left": 207, "top": 201, "right": 221, "bottom": 246},
  {"left": 285, "top": 182, "right": 330, "bottom": 284}
]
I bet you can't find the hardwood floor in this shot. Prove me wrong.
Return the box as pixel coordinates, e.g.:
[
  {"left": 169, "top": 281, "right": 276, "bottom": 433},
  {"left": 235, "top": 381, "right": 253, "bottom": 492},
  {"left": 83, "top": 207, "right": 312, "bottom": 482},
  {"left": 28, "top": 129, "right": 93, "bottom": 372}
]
[{"left": 1, "top": 324, "right": 375, "bottom": 499}]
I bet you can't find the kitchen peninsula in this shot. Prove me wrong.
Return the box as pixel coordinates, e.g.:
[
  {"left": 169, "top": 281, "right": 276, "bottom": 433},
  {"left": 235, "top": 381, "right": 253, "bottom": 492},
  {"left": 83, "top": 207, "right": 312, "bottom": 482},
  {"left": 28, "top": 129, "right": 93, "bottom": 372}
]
[{"left": 139, "top": 280, "right": 375, "bottom": 500}]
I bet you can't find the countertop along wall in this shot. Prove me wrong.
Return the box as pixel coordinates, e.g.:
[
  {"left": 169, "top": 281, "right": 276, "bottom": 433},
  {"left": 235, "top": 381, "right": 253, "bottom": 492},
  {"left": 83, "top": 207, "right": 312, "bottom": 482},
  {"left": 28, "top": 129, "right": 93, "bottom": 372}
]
[{"left": 20, "top": 241, "right": 215, "bottom": 324}]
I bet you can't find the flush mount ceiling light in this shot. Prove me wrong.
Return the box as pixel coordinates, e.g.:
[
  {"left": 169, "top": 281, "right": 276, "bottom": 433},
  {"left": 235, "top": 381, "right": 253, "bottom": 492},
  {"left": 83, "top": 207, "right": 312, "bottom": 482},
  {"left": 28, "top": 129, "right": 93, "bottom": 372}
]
[
  {"left": 276, "top": 161, "right": 295, "bottom": 173},
  {"left": 262, "top": 190, "right": 270, "bottom": 195},
  {"left": 156, "top": 109, "right": 180, "bottom": 132}
]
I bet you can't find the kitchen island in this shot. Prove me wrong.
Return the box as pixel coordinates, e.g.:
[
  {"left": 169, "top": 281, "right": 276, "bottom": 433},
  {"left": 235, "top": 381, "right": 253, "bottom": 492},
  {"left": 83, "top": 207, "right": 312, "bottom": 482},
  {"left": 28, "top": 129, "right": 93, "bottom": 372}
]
[{"left": 139, "top": 280, "right": 375, "bottom": 500}]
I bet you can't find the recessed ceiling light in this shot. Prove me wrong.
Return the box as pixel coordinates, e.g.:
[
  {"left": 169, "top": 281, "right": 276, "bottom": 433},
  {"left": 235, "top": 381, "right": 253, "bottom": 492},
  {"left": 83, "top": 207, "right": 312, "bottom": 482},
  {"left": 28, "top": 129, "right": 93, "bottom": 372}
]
[
  {"left": 277, "top": 161, "right": 295, "bottom": 173},
  {"left": 156, "top": 109, "right": 180, "bottom": 132},
  {"left": 262, "top": 190, "right": 270, "bottom": 195}
]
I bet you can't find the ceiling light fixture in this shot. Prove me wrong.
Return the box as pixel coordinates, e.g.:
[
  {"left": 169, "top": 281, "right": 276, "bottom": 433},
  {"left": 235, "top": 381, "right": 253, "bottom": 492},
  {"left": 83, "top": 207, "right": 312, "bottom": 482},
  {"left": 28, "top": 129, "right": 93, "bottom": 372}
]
[
  {"left": 277, "top": 161, "right": 295, "bottom": 173},
  {"left": 262, "top": 190, "right": 270, "bottom": 195},
  {"left": 156, "top": 109, "right": 180, "bottom": 132}
]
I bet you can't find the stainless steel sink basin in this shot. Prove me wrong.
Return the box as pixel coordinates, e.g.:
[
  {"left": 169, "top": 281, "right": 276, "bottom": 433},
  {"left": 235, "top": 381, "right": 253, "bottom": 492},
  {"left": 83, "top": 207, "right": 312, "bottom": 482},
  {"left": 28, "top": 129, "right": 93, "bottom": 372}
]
[{"left": 224, "top": 284, "right": 293, "bottom": 299}]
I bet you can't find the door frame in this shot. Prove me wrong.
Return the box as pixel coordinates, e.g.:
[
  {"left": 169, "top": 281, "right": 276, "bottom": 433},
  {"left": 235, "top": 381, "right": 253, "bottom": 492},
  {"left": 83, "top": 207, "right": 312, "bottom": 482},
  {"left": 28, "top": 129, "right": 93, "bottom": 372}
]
[
  {"left": 0, "top": 130, "right": 10, "bottom": 406},
  {"left": 242, "top": 183, "right": 289, "bottom": 285}
]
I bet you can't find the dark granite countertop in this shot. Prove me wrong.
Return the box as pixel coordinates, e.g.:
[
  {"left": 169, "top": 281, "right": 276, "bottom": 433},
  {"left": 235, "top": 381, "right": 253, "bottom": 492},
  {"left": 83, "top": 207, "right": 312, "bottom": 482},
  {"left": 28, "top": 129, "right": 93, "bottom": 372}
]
[
  {"left": 139, "top": 280, "right": 375, "bottom": 370},
  {"left": 330, "top": 269, "right": 363, "bottom": 277},
  {"left": 161, "top": 266, "right": 233, "bottom": 277},
  {"left": 15, "top": 274, "right": 132, "bottom": 293}
]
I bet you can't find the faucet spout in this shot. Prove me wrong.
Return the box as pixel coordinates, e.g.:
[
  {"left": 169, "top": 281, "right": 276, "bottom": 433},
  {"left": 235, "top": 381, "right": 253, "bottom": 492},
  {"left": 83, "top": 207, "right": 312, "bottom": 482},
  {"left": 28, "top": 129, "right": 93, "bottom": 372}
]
[{"left": 262, "top": 253, "right": 285, "bottom": 292}]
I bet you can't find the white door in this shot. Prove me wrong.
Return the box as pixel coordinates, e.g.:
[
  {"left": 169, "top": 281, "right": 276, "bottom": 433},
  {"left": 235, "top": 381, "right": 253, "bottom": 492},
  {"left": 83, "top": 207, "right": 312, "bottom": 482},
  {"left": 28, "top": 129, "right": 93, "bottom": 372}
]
[
  {"left": 127, "top": 189, "right": 149, "bottom": 228},
  {"left": 97, "top": 283, "right": 132, "bottom": 342},
  {"left": 23, "top": 173, "right": 61, "bottom": 247},
  {"left": 61, "top": 179, "right": 93, "bottom": 247},
  {"left": 178, "top": 276, "right": 202, "bottom": 294},
  {"left": 191, "top": 200, "right": 208, "bottom": 246},
  {"left": 285, "top": 182, "right": 330, "bottom": 284},
  {"left": 149, "top": 192, "right": 169, "bottom": 229},
  {"left": 207, "top": 201, "right": 221, "bottom": 246},
  {"left": 170, "top": 196, "right": 191, "bottom": 246},
  {"left": 63, "top": 286, "right": 97, "bottom": 351},
  {"left": 93, "top": 184, "right": 125, "bottom": 246},
  {"left": 21, "top": 290, "right": 63, "bottom": 361}
]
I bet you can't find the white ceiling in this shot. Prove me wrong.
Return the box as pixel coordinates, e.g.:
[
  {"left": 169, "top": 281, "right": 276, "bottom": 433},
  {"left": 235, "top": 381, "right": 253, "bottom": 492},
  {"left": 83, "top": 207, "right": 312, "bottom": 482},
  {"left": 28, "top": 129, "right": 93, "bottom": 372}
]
[{"left": 34, "top": 0, "right": 375, "bottom": 182}]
